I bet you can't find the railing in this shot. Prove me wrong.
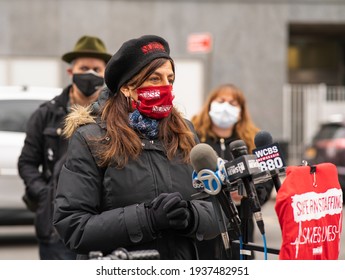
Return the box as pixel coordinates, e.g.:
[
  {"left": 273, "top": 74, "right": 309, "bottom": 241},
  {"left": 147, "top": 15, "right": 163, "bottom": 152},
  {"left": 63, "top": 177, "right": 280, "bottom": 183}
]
[{"left": 283, "top": 84, "right": 345, "bottom": 165}]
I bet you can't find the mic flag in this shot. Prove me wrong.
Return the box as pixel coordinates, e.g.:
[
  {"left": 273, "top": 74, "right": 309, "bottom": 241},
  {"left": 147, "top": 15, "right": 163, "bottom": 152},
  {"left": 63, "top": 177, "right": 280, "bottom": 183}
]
[
  {"left": 252, "top": 130, "right": 287, "bottom": 192},
  {"left": 252, "top": 130, "right": 286, "bottom": 172},
  {"left": 190, "top": 143, "right": 227, "bottom": 195}
]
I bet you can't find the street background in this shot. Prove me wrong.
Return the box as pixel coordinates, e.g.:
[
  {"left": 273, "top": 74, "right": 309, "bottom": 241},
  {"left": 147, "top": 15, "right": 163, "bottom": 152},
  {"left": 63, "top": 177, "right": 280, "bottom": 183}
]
[{"left": 1, "top": 0, "right": 345, "bottom": 263}]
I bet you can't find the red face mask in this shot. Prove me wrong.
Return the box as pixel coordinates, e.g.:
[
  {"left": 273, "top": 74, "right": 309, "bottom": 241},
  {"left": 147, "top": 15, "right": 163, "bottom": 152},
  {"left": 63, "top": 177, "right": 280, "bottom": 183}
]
[{"left": 135, "top": 85, "right": 174, "bottom": 119}]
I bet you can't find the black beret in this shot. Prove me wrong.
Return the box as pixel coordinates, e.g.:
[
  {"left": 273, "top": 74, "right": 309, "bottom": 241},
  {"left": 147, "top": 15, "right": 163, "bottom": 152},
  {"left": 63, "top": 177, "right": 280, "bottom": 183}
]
[{"left": 104, "top": 35, "right": 171, "bottom": 96}]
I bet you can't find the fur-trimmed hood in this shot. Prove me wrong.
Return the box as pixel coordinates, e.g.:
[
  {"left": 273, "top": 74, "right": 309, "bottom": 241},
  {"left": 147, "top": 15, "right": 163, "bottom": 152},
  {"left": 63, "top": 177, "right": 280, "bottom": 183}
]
[
  {"left": 63, "top": 88, "right": 110, "bottom": 139},
  {"left": 63, "top": 105, "right": 96, "bottom": 139}
]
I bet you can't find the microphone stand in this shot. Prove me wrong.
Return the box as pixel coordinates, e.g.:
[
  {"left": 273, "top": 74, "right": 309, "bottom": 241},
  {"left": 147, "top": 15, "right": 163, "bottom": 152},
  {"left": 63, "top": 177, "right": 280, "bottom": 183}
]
[
  {"left": 210, "top": 196, "right": 232, "bottom": 259},
  {"left": 239, "top": 197, "right": 253, "bottom": 260}
]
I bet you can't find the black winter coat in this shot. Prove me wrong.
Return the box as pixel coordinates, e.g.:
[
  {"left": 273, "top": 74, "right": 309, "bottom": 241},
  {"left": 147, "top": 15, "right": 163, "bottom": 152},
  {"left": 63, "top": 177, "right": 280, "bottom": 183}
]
[
  {"left": 18, "top": 86, "right": 70, "bottom": 242},
  {"left": 53, "top": 114, "right": 220, "bottom": 260}
]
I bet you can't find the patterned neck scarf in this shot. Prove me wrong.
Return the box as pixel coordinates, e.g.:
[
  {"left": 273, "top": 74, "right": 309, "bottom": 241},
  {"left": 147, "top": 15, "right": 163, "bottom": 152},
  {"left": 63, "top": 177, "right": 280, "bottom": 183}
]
[{"left": 128, "top": 109, "right": 159, "bottom": 139}]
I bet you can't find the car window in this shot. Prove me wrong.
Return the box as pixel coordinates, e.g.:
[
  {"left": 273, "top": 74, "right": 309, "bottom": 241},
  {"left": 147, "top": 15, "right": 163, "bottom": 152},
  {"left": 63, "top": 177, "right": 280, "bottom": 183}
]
[
  {"left": 0, "top": 99, "right": 46, "bottom": 132},
  {"left": 333, "top": 126, "right": 345, "bottom": 139},
  {"left": 313, "top": 124, "right": 345, "bottom": 141}
]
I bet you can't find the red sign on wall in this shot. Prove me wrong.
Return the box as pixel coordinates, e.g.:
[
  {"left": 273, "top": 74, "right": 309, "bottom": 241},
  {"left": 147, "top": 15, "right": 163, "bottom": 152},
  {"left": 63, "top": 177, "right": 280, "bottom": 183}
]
[{"left": 187, "top": 33, "right": 213, "bottom": 53}]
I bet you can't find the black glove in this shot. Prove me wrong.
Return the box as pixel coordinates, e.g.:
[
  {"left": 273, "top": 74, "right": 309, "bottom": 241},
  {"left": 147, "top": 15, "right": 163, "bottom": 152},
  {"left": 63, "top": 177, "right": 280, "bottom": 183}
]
[{"left": 147, "top": 192, "right": 192, "bottom": 233}]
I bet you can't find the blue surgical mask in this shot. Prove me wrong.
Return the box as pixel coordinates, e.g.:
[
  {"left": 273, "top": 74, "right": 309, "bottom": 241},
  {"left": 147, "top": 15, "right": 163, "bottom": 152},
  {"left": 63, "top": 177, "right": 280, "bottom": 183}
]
[{"left": 209, "top": 101, "right": 240, "bottom": 128}]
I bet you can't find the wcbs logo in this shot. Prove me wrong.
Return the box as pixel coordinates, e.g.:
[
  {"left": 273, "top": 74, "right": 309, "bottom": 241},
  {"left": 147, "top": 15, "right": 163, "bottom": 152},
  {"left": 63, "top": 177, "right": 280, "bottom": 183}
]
[{"left": 253, "top": 143, "right": 285, "bottom": 171}]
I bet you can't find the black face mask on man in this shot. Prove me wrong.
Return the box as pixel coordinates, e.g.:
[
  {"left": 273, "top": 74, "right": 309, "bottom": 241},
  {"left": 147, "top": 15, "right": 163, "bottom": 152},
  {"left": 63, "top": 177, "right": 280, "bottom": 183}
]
[{"left": 72, "top": 71, "right": 104, "bottom": 97}]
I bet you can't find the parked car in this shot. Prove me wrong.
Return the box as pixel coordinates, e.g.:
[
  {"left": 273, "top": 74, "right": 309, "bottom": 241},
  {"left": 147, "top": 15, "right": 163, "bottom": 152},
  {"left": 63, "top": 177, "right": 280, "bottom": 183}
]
[
  {"left": 0, "top": 86, "right": 61, "bottom": 225},
  {"left": 303, "top": 116, "right": 345, "bottom": 203}
]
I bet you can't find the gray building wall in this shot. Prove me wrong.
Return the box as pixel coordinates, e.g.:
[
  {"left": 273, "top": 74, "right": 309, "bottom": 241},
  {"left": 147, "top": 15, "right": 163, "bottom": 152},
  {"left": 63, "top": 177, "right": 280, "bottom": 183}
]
[{"left": 1, "top": 0, "right": 345, "bottom": 139}]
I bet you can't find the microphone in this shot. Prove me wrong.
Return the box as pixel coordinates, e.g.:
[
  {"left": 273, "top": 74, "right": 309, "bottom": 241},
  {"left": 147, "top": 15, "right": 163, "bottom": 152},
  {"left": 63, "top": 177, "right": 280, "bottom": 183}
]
[
  {"left": 190, "top": 143, "right": 223, "bottom": 196},
  {"left": 226, "top": 140, "right": 265, "bottom": 235},
  {"left": 190, "top": 143, "right": 242, "bottom": 256},
  {"left": 252, "top": 131, "right": 286, "bottom": 192},
  {"left": 190, "top": 144, "right": 241, "bottom": 231}
]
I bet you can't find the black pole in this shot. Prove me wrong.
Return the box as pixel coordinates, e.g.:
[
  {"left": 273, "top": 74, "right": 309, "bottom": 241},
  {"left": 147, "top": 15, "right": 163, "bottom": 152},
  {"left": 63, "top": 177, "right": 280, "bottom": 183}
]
[{"left": 239, "top": 197, "right": 253, "bottom": 260}]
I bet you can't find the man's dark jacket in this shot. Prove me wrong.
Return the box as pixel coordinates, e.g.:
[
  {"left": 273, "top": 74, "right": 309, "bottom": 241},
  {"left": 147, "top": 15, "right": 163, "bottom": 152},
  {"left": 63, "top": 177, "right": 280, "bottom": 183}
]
[{"left": 18, "top": 86, "right": 70, "bottom": 242}]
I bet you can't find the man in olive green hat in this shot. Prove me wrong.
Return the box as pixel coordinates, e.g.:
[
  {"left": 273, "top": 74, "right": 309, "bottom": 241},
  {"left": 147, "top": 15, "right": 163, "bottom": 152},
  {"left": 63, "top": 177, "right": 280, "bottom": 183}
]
[{"left": 18, "top": 35, "right": 111, "bottom": 260}]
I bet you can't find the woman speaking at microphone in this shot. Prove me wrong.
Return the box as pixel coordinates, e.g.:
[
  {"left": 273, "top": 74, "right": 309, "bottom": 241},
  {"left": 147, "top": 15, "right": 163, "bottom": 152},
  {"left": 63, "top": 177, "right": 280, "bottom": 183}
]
[
  {"left": 191, "top": 83, "right": 273, "bottom": 260},
  {"left": 53, "top": 35, "right": 220, "bottom": 260}
]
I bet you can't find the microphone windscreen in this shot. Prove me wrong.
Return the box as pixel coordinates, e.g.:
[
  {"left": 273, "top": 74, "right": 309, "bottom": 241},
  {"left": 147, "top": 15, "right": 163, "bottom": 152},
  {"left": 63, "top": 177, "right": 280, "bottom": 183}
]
[
  {"left": 190, "top": 143, "right": 218, "bottom": 172},
  {"left": 229, "top": 139, "right": 248, "bottom": 157},
  {"left": 254, "top": 131, "right": 273, "bottom": 148}
]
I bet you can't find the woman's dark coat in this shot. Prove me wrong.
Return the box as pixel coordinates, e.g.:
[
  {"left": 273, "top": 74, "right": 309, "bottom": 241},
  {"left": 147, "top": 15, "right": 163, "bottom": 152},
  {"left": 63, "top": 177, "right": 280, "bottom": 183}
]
[{"left": 53, "top": 104, "right": 220, "bottom": 260}]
